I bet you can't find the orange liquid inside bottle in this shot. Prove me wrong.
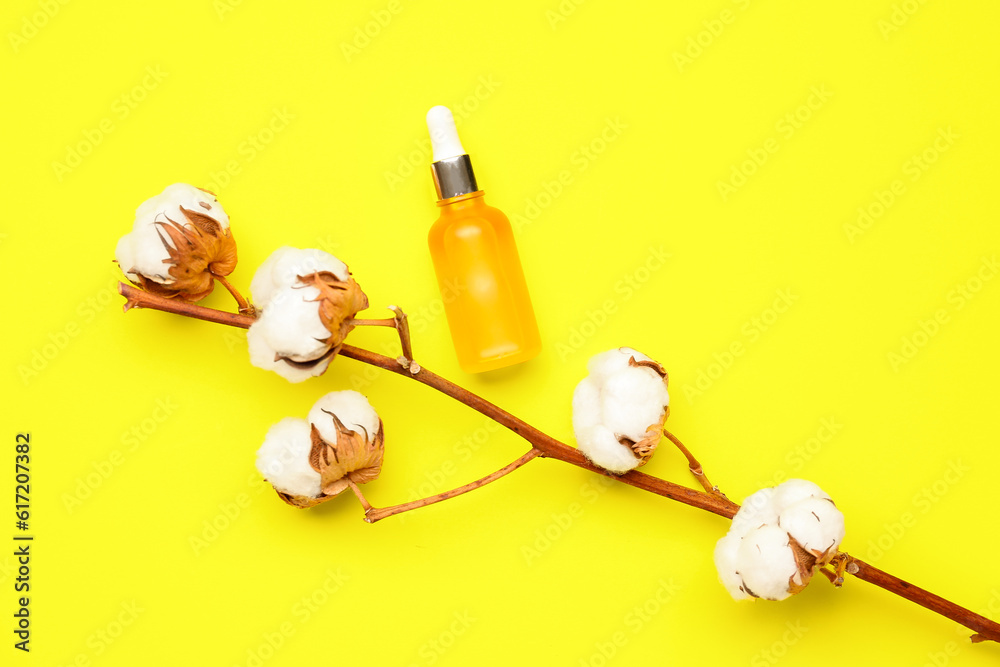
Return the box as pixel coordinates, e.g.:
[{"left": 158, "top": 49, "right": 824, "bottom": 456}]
[
  {"left": 425, "top": 106, "right": 541, "bottom": 373},
  {"left": 429, "top": 190, "right": 541, "bottom": 373}
]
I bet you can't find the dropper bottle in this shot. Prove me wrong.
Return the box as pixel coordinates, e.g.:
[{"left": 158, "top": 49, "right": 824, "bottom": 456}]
[{"left": 426, "top": 106, "right": 541, "bottom": 373}]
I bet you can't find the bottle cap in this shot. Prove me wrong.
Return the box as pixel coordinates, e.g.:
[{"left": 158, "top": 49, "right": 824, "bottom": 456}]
[
  {"left": 427, "top": 106, "right": 478, "bottom": 200},
  {"left": 427, "top": 106, "right": 465, "bottom": 161}
]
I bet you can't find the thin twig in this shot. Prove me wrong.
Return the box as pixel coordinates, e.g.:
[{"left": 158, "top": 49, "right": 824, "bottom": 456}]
[
  {"left": 347, "top": 479, "right": 373, "bottom": 512},
  {"left": 348, "top": 306, "right": 417, "bottom": 373},
  {"left": 349, "top": 318, "right": 397, "bottom": 327},
  {"left": 662, "top": 428, "right": 726, "bottom": 500},
  {"left": 213, "top": 273, "right": 255, "bottom": 316},
  {"left": 362, "top": 449, "right": 541, "bottom": 523}
]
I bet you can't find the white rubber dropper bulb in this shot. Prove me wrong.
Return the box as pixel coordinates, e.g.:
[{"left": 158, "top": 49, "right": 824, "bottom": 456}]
[{"left": 426, "top": 106, "right": 466, "bottom": 162}]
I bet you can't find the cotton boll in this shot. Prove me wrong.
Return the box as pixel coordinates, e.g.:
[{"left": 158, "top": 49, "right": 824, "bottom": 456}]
[
  {"left": 115, "top": 222, "right": 174, "bottom": 284},
  {"left": 779, "top": 497, "right": 845, "bottom": 560},
  {"left": 250, "top": 246, "right": 349, "bottom": 306},
  {"left": 715, "top": 479, "right": 846, "bottom": 602},
  {"left": 736, "top": 524, "right": 799, "bottom": 601},
  {"left": 587, "top": 346, "right": 651, "bottom": 382},
  {"left": 247, "top": 324, "right": 331, "bottom": 383},
  {"left": 771, "top": 478, "right": 829, "bottom": 511},
  {"left": 730, "top": 487, "right": 778, "bottom": 537},
  {"left": 246, "top": 246, "right": 368, "bottom": 384},
  {"left": 571, "top": 377, "right": 602, "bottom": 431},
  {"left": 572, "top": 347, "right": 669, "bottom": 473},
  {"left": 305, "top": 391, "right": 385, "bottom": 497},
  {"left": 253, "top": 287, "right": 330, "bottom": 362},
  {"left": 309, "top": 391, "right": 381, "bottom": 444},
  {"left": 255, "top": 418, "right": 321, "bottom": 498},
  {"left": 270, "top": 247, "right": 348, "bottom": 286},
  {"left": 133, "top": 182, "right": 230, "bottom": 230},
  {"left": 601, "top": 370, "right": 669, "bottom": 442},
  {"left": 714, "top": 533, "right": 752, "bottom": 600},
  {"left": 115, "top": 183, "right": 235, "bottom": 300},
  {"left": 576, "top": 425, "right": 643, "bottom": 474}
]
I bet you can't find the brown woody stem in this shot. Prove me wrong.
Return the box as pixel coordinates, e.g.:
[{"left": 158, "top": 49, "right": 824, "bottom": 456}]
[
  {"left": 360, "top": 448, "right": 541, "bottom": 524},
  {"left": 349, "top": 318, "right": 396, "bottom": 327},
  {"left": 663, "top": 428, "right": 725, "bottom": 499},
  {"left": 119, "top": 282, "right": 254, "bottom": 328},
  {"left": 845, "top": 556, "right": 1000, "bottom": 643},
  {"left": 347, "top": 479, "right": 374, "bottom": 512},
  {"left": 117, "top": 281, "right": 1000, "bottom": 644},
  {"left": 213, "top": 273, "right": 255, "bottom": 316},
  {"left": 348, "top": 306, "right": 416, "bottom": 372}
]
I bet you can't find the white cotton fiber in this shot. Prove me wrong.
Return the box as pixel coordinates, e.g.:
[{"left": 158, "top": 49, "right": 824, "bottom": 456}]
[
  {"left": 308, "top": 391, "right": 381, "bottom": 444},
  {"left": 571, "top": 347, "right": 670, "bottom": 474},
  {"left": 714, "top": 479, "right": 845, "bottom": 601},
  {"left": 735, "top": 524, "right": 799, "bottom": 601},
  {"left": 255, "top": 417, "right": 321, "bottom": 498},
  {"left": 250, "top": 246, "right": 348, "bottom": 306},
  {"left": 116, "top": 183, "right": 228, "bottom": 285},
  {"left": 247, "top": 324, "right": 331, "bottom": 383}
]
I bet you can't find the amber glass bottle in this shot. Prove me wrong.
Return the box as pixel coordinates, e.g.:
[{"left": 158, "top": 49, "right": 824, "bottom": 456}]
[{"left": 426, "top": 106, "right": 541, "bottom": 373}]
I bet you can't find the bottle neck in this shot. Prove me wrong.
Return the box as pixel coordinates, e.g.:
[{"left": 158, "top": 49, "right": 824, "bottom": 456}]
[
  {"left": 431, "top": 154, "right": 478, "bottom": 200},
  {"left": 436, "top": 190, "right": 486, "bottom": 213}
]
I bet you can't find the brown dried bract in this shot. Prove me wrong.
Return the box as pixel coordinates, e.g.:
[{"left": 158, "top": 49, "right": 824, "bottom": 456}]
[
  {"left": 127, "top": 206, "right": 238, "bottom": 302},
  {"left": 628, "top": 354, "right": 668, "bottom": 382},
  {"left": 616, "top": 354, "right": 670, "bottom": 467},
  {"left": 271, "top": 415, "right": 385, "bottom": 509},
  {"left": 297, "top": 271, "right": 370, "bottom": 356},
  {"left": 619, "top": 417, "right": 667, "bottom": 468},
  {"left": 787, "top": 534, "right": 819, "bottom": 595},
  {"left": 273, "top": 489, "right": 330, "bottom": 509},
  {"left": 308, "top": 413, "right": 385, "bottom": 497}
]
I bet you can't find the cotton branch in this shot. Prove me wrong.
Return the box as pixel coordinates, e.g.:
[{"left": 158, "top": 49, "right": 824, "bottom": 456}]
[{"left": 117, "top": 281, "right": 1000, "bottom": 645}]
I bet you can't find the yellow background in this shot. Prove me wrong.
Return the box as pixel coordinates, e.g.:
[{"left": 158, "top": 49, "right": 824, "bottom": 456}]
[{"left": 3, "top": 0, "right": 999, "bottom": 664}]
